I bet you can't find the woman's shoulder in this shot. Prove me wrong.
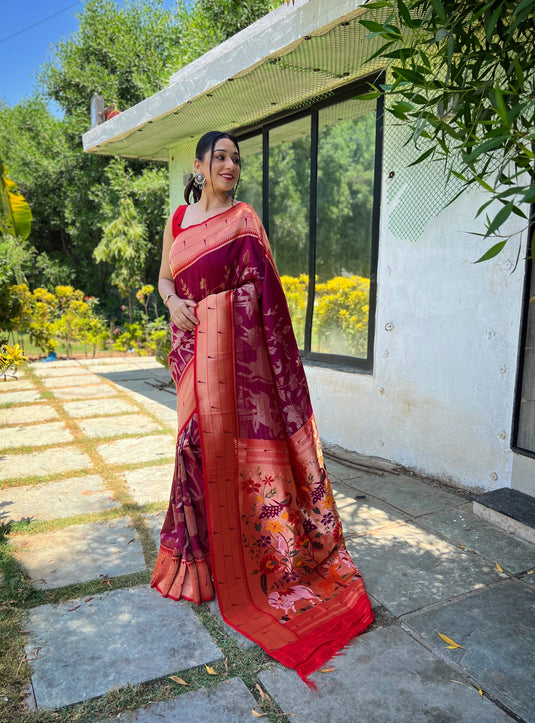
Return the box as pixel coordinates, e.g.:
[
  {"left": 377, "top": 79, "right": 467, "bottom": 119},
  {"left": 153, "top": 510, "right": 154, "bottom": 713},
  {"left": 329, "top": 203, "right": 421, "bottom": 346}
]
[{"left": 233, "top": 202, "right": 263, "bottom": 229}]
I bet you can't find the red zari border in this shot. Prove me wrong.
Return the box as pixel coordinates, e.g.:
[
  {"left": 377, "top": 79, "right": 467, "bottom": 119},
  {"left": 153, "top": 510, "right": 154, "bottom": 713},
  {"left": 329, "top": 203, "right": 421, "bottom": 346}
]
[{"left": 194, "top": 291, "right": 373, "bottom": 682}]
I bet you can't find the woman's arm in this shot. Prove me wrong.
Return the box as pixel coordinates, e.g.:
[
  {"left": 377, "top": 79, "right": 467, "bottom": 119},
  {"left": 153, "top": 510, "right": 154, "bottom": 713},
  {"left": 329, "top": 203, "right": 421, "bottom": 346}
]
[{"left": 159, "top": 213, "right": 198, "bottom": 331}]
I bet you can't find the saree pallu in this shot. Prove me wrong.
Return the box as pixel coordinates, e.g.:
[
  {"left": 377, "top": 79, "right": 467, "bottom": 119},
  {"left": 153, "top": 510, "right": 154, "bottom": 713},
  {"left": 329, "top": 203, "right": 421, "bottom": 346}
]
[{"left": 151, "top": 202, "right": 373, "bottom": 680}]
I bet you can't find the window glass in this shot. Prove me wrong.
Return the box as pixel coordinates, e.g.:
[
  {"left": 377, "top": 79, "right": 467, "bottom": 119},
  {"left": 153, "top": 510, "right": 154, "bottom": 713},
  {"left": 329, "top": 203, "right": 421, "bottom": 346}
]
[
  {"left": 237, "top": 134, "right": 263, "bottom": 218},
  {"left": 515, "top": 266, "right": 535, "bottom": 453},
  {"left": 311, "top": 98, "right": 376, "bottom": 358},
  {"left": 268, "top": 116, "right": 311, "bottom": 349}
]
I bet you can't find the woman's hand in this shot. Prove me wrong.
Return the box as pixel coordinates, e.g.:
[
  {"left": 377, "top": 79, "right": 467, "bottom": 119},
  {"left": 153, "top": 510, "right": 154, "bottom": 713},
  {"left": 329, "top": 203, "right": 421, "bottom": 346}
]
[{"left": 167, "top": 295, "right": 199, "bottom": 331}]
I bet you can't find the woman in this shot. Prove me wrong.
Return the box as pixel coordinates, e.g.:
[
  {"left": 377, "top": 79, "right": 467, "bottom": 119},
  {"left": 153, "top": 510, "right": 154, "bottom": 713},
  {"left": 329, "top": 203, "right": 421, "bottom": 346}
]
[{"left": 152, "top": 130, "right": 373, "bottom": 681}]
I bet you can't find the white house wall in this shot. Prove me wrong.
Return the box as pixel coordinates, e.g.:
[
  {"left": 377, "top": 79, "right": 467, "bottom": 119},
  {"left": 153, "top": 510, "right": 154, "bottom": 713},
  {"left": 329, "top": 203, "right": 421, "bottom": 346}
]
[
  {"left": 168, "top": 137, "right": 527, "bottom": 493},
  {"left": 308, "top": 183, "right": 525, "bottom": 491}
]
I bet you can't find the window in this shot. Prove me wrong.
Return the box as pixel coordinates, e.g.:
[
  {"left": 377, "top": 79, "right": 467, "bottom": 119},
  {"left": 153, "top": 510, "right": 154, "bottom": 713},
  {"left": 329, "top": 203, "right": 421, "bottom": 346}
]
[
  {"left": 237, "top": 79, "right": 382, "bottom": 370},
  {"left": 513, "top": 241, "right": 535, "bottom": 456}
]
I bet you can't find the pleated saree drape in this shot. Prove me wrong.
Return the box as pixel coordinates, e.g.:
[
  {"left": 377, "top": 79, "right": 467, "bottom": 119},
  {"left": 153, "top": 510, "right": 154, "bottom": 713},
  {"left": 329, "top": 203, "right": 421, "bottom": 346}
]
[{"left": 151, "top": 202, "right": 373, "bottom": 680}]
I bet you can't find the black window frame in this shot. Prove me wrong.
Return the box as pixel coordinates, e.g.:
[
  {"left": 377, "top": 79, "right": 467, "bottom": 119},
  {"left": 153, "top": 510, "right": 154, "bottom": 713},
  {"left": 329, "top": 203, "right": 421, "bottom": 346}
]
[
  {"left": 511, "top": 208, "right": 535, "bottom": 457},
  {"left": 236, "top": 74, "right": 383, "bottom": 372}
]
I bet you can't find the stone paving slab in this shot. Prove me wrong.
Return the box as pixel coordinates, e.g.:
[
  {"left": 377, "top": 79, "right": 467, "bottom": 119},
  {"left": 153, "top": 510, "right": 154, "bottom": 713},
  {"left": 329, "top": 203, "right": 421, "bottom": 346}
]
[
  {"left": 403, "top": 580, "right": 535, "bottom": 722},
  {"left": 30, "top": 360, "right": 86, "bottom": 371},
  {"left": 41, "top": 374, "right": 103, "bottom": 388},
  {"left": 0, "top": 404, "right": 58, "bottom": 426},
  {"left": 96, "top": 369, "right": 172, "bottom": 383},
  {"left": 325, "top": 457, "right": 365, "bottom": 482},
  {"left": 118, "top": 385, "right": 177, "bottom": 412},
  {"left": 0, "top": 446, "right": 92, "bottom": 481},
  {"left": 62, "top": 398, "right": 139, "bottom": 418},
  {"left": 0, "top": 421, "right": 73, "bottom": 450},
  {"left": 25, "top": 585, "right": 224, "bottom": 710},
  {"left": 346, "top": 522, "right": 502, "bottom": 616},
  {"left": 31, "top": 364, "right": 94, "bottom": 377},
  {"left": 333, "top": 484, "right": 409, "bottom": 535},
  {"left": 99, "top": 678, "right": 260, "bottom": 723},
  {"left": 14, "top": 516, "right": 144, "bottom": 589},
  {"left": 123, "top": 385, "right": 176, "bottom": 411},
  {"left": 76, "top": 414, "right": 162, "bottom": 439},
  {"left": 0, "top": 379, "right": 35, "bottom": 391},
  {"left": 97, "top": 434, "right": 176, "bottom": 465},
  {"left": 0, "top": 474, "right": 119, "bottom": 522},
  {"left": 137, "top": 398, "right": 177, "bottom": 426},
  {"left": 206, "top": 599, "right": 257, "bottom": 651},
  {"left": 417, "top": 503, "right": 535, "bottom": 574},
  {"left": 258, "top": 625, "right": 514, "bottom": 722},
  {"left": 0, "top": 389, "right": 43, "bottom": 405},
  {"left": 50, "top": 384, "right": 119, "bottom": 400},
  {"left": 145, "top": 510, "right": 166, "bottom": 547},
  {"left": 122, "top": 463, "right": 174, "bottom": 505},
  {"left": 343, "top": 472, "right": 465, "bottom": 517}
]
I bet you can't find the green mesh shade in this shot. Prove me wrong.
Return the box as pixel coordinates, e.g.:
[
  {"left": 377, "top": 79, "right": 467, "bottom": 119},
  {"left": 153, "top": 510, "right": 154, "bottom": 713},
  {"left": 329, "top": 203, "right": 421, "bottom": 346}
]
[
  {"left": 85, "top": 7, "right": 386, "bottom": 162},
  {"left": 383, "top": 111, "right": 466, "bottom": 242}
]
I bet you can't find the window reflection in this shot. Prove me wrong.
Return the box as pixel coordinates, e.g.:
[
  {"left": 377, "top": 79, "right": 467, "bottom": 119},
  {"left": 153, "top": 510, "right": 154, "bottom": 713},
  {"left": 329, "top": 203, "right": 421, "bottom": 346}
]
[
  {"left": 269, "top": 117, "right": 311, "bottom": 349},
  {"left": 237, "top": 135, "right": 263, "bottom": 218},
  {"left": 311, "top": 99, "right": 376, "bottom": 358}
]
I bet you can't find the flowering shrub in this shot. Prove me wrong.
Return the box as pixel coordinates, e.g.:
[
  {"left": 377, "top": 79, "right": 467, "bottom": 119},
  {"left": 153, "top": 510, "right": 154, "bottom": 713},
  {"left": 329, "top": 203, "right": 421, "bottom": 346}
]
[{"left": 0, "top": 343, "right": 27, "bottom": 380}]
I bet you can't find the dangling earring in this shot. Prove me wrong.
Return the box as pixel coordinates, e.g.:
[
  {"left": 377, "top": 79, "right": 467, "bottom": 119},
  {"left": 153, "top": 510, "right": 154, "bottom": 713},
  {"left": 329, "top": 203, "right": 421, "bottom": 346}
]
[{"left": 193, "top": 171, "right": 206, "bottom": 190}]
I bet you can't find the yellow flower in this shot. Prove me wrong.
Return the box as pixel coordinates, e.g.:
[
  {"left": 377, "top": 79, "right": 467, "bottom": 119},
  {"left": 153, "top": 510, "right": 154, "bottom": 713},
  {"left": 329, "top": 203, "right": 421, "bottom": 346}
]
[{"left": 266, "top": 520, "right": 284, "bottom": 534}]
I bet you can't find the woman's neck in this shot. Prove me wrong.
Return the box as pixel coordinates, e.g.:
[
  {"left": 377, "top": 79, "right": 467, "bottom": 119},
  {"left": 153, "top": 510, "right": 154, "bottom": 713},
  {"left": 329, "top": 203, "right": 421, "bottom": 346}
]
[{"left": 198, "top": 191, "right": 232, "bottom": 212}]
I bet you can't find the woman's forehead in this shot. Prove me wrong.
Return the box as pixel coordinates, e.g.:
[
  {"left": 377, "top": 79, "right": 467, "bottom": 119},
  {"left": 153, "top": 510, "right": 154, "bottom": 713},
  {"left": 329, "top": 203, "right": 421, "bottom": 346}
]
[{"left": 212, "top": 138, "right": 239, "bottom": 155}]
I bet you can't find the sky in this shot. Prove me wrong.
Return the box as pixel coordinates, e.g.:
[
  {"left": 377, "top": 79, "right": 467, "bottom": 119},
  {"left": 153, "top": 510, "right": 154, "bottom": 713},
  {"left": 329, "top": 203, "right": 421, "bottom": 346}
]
[{"left": 0, "top": 0, "right": 179, "bottom": 109}]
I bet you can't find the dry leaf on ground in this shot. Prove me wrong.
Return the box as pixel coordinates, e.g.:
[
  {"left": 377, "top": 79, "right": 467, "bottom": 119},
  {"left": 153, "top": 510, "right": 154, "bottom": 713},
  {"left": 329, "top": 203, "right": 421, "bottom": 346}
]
[
  {"left": 436, "top": 631, "right": 464, "bottom": 649},
  {"left": 205, "top": 664, "right": 218, "bottom": 675},
  {"left": 168, "top": 675, "right": 189, "bottom": 686},
  {"left": 252, "top": 709, "right": 268, "bottom": 718}
]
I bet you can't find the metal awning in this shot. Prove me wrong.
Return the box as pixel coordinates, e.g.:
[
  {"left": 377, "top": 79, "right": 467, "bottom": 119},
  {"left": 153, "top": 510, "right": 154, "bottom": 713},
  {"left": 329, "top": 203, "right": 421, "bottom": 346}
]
[{"left": 82, "top": 0, "right": 385, "bottom": 162}]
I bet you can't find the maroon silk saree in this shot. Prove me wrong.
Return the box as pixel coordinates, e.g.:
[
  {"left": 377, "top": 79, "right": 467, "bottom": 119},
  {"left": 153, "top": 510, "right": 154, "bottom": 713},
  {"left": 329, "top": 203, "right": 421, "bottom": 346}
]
[{"left": 151, "top": 202, "right": 373, "bottom": 679}]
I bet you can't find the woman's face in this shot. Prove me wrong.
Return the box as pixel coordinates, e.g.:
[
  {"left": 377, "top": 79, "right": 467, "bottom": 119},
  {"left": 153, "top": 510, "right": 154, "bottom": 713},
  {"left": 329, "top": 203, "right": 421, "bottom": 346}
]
[{"left": 195, "top": 137, "right": 240, "bottom": 196}]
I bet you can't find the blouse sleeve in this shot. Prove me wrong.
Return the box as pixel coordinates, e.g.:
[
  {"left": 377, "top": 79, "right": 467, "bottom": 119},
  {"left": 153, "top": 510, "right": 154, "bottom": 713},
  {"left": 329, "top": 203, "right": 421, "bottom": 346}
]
[{"left": 171, "top": 205, "right": 188, "bottom": 237}]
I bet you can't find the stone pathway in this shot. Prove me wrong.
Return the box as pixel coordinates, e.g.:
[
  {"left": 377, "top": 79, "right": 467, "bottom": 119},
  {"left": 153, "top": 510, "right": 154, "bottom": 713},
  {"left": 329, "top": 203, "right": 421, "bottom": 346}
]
[{"left": 1, "top": 357, "right": 534, "bottom": 722}]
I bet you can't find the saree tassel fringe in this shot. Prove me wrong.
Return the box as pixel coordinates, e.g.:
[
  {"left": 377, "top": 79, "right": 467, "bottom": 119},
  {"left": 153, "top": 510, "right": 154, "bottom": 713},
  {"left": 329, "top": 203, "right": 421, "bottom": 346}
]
[{"left": 151, "top": 546, "right": 213, "bottom": 604}]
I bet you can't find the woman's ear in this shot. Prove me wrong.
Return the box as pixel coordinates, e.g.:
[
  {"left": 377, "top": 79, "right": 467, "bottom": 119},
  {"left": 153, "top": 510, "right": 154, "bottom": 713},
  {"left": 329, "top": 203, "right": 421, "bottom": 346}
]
[{"left": 193, "top": 159, "right": 200, "bottom": 173}]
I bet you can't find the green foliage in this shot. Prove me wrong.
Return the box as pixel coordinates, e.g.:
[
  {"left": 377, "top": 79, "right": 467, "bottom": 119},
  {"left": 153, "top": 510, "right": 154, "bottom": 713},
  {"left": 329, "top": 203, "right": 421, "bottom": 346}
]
[
  {"left": 0, "top": 163, "right": 32, "bottom": 240},
  {"left": 177, "top": 0, "right": 286, "bottom": 65},
  {"left": 360, "top": 0, "right": 535, "bottom": 256},
  {"left": 39, "top": 0, "right": 183, "bottom": 126},
  {"left": 94, "top": 196, "right": 149, "bottom": 319},
  {"left": 0, "top": 0, "right": 290, "bottom": 316},
  {"left": 0, "top": 343, "right": 28, "bottom": 380}
]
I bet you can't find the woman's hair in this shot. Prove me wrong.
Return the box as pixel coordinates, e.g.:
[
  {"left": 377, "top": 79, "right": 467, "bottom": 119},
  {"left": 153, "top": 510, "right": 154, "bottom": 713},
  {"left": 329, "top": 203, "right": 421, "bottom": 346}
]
[{"left": 184, "top": 130, "right": 241, "bottom": 204}]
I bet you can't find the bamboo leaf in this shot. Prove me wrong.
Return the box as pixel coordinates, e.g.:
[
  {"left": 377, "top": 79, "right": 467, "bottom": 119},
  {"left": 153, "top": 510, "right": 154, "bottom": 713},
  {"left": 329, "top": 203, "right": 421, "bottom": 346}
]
[
  {"left": 474, "top": 240, "right": 507, "bottom": 263},
  {"left": 495, "top": 562, "right": 504, "bottom": 572},
  {"left": 436, "top": 631, "right": 464, "bottom": 649},
  {"left": 492, "top": 86, "right": 508, "bottom": 124},
  {"left": 485, "top": 1, "right": 505, "bottom": 39},
  {"left": 360, "top": 19, "right": 390, "bottom": 34},
  {"left": 486, "top": 201, "right": 514, "bottom": 236},
  {"left": 252, "top": 710, "right": 268, "bottom": 718},
  {"left": 407, "top": 147, "right": 435, "bottom": 166},
  {"left": 205, "top": 664, "right": 218, "bottom": 675}
]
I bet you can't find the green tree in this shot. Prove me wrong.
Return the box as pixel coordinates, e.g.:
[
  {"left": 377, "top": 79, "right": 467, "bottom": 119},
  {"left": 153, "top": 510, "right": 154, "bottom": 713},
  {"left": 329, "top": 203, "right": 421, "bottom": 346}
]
[
  {"left": 360, "top": 0, "right": 535, "bottom": 259},
  {"left": 93, "top": 196, "right": 149, "bottom": 320}
]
